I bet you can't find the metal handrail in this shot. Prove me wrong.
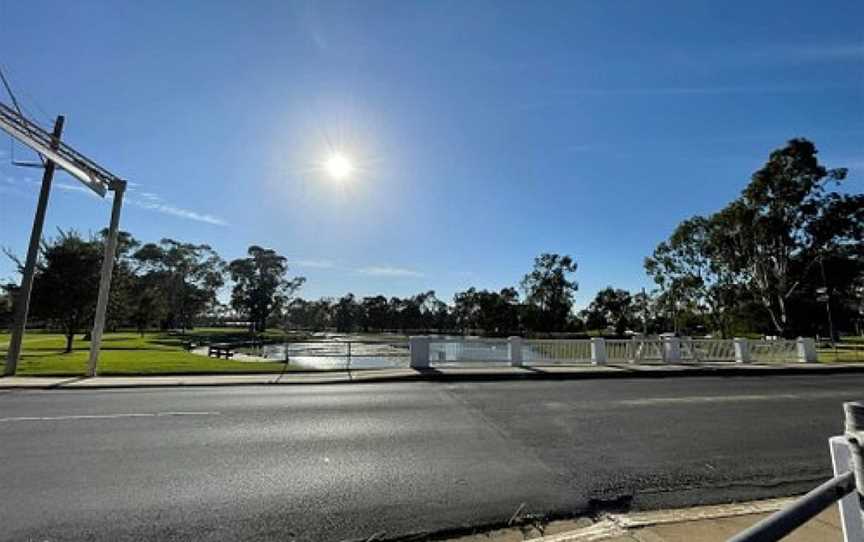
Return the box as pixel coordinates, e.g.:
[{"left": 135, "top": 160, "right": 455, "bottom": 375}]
[
  {"left": 727, "top": 472, "right": 855, "bottom": 542},
  {"left": 728, "top": 401, "right": 864, "bottom": 542}
]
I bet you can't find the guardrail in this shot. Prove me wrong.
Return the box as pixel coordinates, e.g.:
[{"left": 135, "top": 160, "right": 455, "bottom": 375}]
[
  {"left": 407, "top": 336, "right": 819, "bottom": 367},
  {"left": 219, "top": 336, "right": 826, "bottom": 369},
  {"left": 239, "top": 340, "right": 411, "bottom": 369},
  {"left": 728, "top": 401, "right": 864, "bottom": 541}
]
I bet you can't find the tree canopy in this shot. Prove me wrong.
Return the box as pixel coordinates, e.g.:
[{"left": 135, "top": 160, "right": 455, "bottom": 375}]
[{"left": 228, "top": 246, "right": 305, "bottom": 333}]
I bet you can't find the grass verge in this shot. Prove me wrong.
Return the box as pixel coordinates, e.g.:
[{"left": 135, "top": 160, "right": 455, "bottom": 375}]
[{"left": 0, "top": 329, "right": 289, "bottom": 376}]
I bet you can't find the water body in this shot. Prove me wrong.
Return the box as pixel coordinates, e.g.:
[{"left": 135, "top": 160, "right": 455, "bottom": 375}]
[{"left": 251, "top": 337, "right": 525, "bottom": 369}]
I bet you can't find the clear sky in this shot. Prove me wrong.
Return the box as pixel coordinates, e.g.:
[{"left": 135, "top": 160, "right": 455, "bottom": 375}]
[{"left": 1, "top": 0, "right": 862, "bottom": 309}]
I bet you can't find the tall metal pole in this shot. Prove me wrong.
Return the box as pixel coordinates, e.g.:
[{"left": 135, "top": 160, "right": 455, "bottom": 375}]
[
  {"left": 86, "top": 180, "right": 126, "bottom": 377},
  {"left": 4, "top": 115, "right": 64, "bottom": 376},
  {"left": 641, "top": 287, "right": 648, "bottom": 336},
  {"left": 819, "top": 257, "right": 836, "bottom": 345}
]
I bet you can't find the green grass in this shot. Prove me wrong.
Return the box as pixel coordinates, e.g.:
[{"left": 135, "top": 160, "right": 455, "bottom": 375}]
[
  {"left": 0, "top": 329, "right": 290, "bottom": 376},
  {"left": 817, "top": 343, "right": 864, "bottom": 363}
]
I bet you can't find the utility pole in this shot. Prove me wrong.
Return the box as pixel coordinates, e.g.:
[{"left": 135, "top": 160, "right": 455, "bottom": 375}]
[
  {"left": 641, "top": 287, "right": 648, "bottom": 336},
  {"left": 818, "top": 257, "right": 836, "bottom": 346},
  {"left": 4, "top": 116, "right": 64, "bottom": 376},
  {"left": 87, "top": 180, "right": 127, "bottom": 377},
  {"left": 1, "top": 101, "right": 126, "bottom": 377}
]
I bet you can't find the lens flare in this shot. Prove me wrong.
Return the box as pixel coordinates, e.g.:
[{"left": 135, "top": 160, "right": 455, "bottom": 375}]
[{"left": 324, "top": 153, "right": 354, "bottom": 180}]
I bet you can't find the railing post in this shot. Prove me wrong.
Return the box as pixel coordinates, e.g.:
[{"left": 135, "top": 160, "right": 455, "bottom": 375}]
[
  {"left": 663, "top": 336, "right": 681, "bottom": 364},
  {"left": 629, "top": 336, "right": 639, "bottom": 364},
  {"left": 797, "top": 337, "right": 817, "bottom": 363},
  {"left": 409, "top": 336, "right": 430, "bottom": 369},
  {"left": 508, "top": 336, "right": 523, "bottom": 367},
  {"left": 734, "top": 338, "right": 751, "bottom": 364},
  {"left": 590, "top": 338, "right": 607, "bottom": 365},
  {"left": 844, "top": 401, "right": 864, "bottom": 537}
]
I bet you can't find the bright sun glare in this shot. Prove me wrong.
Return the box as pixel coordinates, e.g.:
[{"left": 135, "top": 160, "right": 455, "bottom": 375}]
[{"left": 324, "top": 153, "right": 354, "bottom": 180}]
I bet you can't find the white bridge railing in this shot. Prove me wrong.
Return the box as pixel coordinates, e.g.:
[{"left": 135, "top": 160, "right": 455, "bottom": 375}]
[{"left": 410, "top": 336, "right": 817, "bottom": 368}]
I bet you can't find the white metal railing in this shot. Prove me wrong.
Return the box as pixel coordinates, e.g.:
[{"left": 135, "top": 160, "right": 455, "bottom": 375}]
[
  {"left": 685, "top": 339, "right": 737, "bottom": 362},
  {"left": 428, "top": 338, "right": 510, "bottom": 364},
  {"left": 409, "top": 336, "right": 817, "bottom": 368},
  {"left": 523, "top": 339, "right": 592, "bottom": 365},
  {"left": 750, "top": 339, "right": 799, "bottom": 363},
  {"left": 629, "top": 339, "right": 666, "bottom": 363}
]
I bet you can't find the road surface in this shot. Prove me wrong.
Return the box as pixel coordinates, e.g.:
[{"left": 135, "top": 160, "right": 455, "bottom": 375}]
[{"left": 0, "top": 375, "right": 860, "bottom": 541}]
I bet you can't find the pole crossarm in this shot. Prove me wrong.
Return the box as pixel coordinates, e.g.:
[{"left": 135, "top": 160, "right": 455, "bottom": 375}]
[{"left": 0, "top": 102, "right": 121, "bottom": 197}]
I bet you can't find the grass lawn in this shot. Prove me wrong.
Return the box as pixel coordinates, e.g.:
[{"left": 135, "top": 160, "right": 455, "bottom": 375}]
[
  {"left": 816, "top": 342, "right": 864, "bottom": 363},
  {"left": 0, "top": 329, "right": 289, "bottom": 376}
]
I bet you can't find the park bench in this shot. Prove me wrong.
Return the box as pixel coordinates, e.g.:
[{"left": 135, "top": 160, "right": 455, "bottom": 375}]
[{"left": 208, "top": 344, "right": 234, "bottom": 359}]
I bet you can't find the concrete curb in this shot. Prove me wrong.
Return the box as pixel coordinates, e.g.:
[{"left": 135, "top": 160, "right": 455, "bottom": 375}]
[
  {"left": 1, "top": 363, "right": 863, "bottom": 390},
  {"left": 532, "top": 497, "right": 797, "bottom": 541}
]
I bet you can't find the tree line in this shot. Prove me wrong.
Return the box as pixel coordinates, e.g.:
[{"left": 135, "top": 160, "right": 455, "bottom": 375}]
[
  {"left": 1, "top": 237, "right": 306, "bottom": 351},
  {"left": 285, "top": 253, "right": 579, "bottom": 335},
  {"left": 2, "top": 138, "right": 862, "bottom": 345}
]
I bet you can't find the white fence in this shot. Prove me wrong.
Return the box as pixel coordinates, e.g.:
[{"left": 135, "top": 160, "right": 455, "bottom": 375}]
[
  {"left": 522, "top": 339, "right": 592, "bottom": 364},
  {"left": 409, "top": 336, "right": 817, "bottom": 368},
  {"left": 428, "top": 338, "right": 511, "bottom": 363}
]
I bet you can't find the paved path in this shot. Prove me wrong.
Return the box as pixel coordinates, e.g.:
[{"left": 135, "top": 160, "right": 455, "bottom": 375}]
[
  {"left": 449, "top": 497, "right": 845, "bottom": 541},
  {"left": 0, "top": 375, "right": 860, "bottom": 541}
]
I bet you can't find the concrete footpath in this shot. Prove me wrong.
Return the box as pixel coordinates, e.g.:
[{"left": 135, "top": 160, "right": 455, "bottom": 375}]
[
  {"left": 448, "top": 497, "right": 843, "bottom": 541},
  {"left": 2, "top": 362, "right": 864, "bottom": 389}
]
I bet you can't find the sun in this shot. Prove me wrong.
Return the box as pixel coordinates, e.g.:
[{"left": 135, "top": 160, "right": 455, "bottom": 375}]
[{"left": 324, "top": 152, "right": 354, "bottom": 180}]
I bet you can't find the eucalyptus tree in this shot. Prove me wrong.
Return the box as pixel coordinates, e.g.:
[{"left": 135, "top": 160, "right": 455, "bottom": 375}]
[
  {"left": 133, "top": 239, "right": 226, "bottom": 330},
  {"left": 453, "top": 287, "right": 520, "bottom": 335},
  {"left": 228, "top": 246, "right": 305, "bottom": 333},
  {"left": 708, "top": 139, "right": 863, "bottom": 336},
  {"left": 581, "top": 287, "right": 635, "bottom": 335},
  {"left": 333, "top": 293, "right": 362, "bottom": 332},
  {"left": 520, "top": 253, "right": 578, "bottom": 332},
  {"left": 361, "top": 295, "right": 390, "bottom": 331},
  {"left": 645, "top": 217, "right": 739, "bottom": 337}
]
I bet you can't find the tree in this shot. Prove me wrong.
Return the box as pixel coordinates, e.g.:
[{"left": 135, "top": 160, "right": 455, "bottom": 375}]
[
  {"left": 520, "top": 253, "right": 578, "bottom": 332},
  {"left": 581, "top": 287, "right": 635, "bottom": 335},
  {"left": 101, "top": 230, "right": 140, "bottom": 332},
  {"left": 708, "top": 139, "right": 863, "bottom": 336},
  {"left": 645, "top": 217, "right": 740, "bottom": 337},
  {"left": 228, "top": 246, "right": 305, "bottom": 333},
  {"left": 30, "top": 231, "right": 102, "bottom": 352},
  {"left": 133, "top": 239, "right": 226, "bottom": 330},
  {"left": 128, "top": 285, "right": 167, "bottom": 336},
  {"left": 453, "top": 287, "right": 520, "bottom": 335},
  {"left": 333, "top": 293, "right": 361, "bottom": 332},
  {"left": 285, "top": 298, "right": 332, "bottom": 330},
  {"left": 0, "top": 282, "right": 15, "bottom": 329},
  {"left": 361, "top": 295, "right": 390, "bottom": 332}
]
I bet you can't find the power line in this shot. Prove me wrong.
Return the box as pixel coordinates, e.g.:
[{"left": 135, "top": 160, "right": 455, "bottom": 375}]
[
  {"left": 0, "top": 64, "right": 24, "bottom": 118},
  {"left": 0, "top": 63, "right": 45, "bottom": 166}
]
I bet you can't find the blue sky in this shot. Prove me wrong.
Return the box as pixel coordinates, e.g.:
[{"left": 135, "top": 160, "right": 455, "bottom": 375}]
[{"left": 1, "top": 0, "right": 862, "bottom": 309}]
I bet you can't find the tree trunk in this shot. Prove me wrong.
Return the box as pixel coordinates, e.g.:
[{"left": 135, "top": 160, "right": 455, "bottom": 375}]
[
  {"left": 777, "top": 296, "right": 791, "bottom": 338},
  {"left": 65, "top": 332, "right": 74, "bottom": 353}
]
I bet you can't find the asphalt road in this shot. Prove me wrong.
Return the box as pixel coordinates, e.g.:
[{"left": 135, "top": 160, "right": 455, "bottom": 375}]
[{"left": 0, "top": 375, "right": 860, "bottom": 541}]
